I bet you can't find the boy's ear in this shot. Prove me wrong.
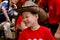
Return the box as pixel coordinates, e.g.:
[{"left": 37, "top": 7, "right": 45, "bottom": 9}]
[{"left": 35, "top": 14, "right": 39, "bottom": 19}]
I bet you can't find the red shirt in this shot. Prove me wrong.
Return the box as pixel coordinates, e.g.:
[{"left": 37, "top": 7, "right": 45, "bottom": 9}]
[
  {"left": 18, "top": 25, "right": 55, "bottom": 40},
  {"left": 48, "top": 0, "right": 60, "bottom": 24},
  {"left": 16, "top": 16, "right": 22, "bottom": 30}
]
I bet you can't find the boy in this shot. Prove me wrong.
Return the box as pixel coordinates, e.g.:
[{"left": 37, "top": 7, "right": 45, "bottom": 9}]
[{"left": 17, "top": 2, "right": 55, "bottom": 40}]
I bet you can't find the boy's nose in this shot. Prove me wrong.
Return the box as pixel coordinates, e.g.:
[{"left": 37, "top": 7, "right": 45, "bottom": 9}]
[{"left": 23, "top": 18, "right": 27, "bottom": 22}]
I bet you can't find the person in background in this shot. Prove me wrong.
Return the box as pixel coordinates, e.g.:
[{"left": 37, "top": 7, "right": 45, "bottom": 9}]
[
  {"left": 48, "top": 0, "right": 60, "bottom": 36},
  {"left": 0, "top": 0, "right": 19, "bottom": 39},
  {"left": 53, "top": 0, "right": 60, "bottom": 40},
  {"left": 0, "top": 0, "right": 10, "bottom": 39}
]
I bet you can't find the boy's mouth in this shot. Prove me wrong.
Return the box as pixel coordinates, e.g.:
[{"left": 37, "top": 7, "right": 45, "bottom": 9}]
[{"left": 24, "top": 22, "right": 29, "bottom": 26}]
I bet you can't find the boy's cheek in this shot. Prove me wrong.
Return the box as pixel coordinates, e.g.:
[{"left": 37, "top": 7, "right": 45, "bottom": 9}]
[{"left": 29, "top": 18, "right": 34, "bottom": 23}]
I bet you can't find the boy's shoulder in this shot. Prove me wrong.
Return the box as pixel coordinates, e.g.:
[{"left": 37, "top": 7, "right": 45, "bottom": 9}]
[
  {"left": 40, "top": 25, "right": 49, "bottom": 29},
  {"left": 22, "top": 25, "right": 50, "bottom": 32},
  {"left": 40, "top": 25, "right": 50, "bottom": 32}
]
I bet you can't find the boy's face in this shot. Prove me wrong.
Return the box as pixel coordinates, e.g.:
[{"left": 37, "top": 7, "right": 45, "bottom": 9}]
[{"left": 22, "top": 11, "right": 38, "bottom": 27}]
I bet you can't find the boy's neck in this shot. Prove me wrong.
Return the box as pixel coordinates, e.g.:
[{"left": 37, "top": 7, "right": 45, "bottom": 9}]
[{"left": 31, "top": 23, "right": 40, "bottom": 31}]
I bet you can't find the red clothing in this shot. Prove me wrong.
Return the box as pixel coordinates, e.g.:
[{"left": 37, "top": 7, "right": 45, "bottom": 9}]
[
  {"left": 36, "top": 0, "right": 47, "bottom": 9},
  {"left": 48, "top": 0, "right": 60, "bottom": 24},
  {"left": 56, "top": 0, "right": 60, "bottom": 15},
  {"left": 17, "top": 0, "right": 27, "bottom": 9},
  {"left": 18, "top": 25, "right": 55, "bottom": 40},
  {"left": 16, "top": 16, "right": 22, "bottom": 24},
  {"left": 16, "top": 16, "right": 22, "bottom": 30}
]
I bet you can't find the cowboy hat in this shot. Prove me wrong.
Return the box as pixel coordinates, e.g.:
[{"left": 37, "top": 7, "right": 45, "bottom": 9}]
[{"left": 16, "top": 1, "right": 47, "bottom": 22}]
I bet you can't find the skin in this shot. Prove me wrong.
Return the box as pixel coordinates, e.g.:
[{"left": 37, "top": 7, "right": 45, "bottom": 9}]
[
  {"left": 9, "top": 0, "right": 18, "bottom": 7},
  {"left": 20, "top": 21, "right": 28, "bottom": 30},
  {"left": 22, "top": 11, "right": 40, "bottom": 31},
  {"left": 54, "top": 23, "right": 60, "bottom": 40},
  {"left": 2, "top": 6, "right": 10, "bottom": 22},
  {"left": 2, "top": 0, "right": 19, "bottom": 22}
]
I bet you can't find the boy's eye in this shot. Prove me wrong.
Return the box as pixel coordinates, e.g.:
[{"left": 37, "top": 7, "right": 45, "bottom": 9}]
[
  {"left": 26, "top": 16, "right": 28, "bottom": 18},
  {"left": 22, "top": 16, "right": 29, "bottom": 19}
]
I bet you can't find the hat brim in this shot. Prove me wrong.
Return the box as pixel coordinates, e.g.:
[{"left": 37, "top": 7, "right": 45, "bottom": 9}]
[
  {"left": 16, "top": 6, "right": 40, "bottom": 14},
  {"left": 16, "top": 6, "right": 47, "bottom": 22}
]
